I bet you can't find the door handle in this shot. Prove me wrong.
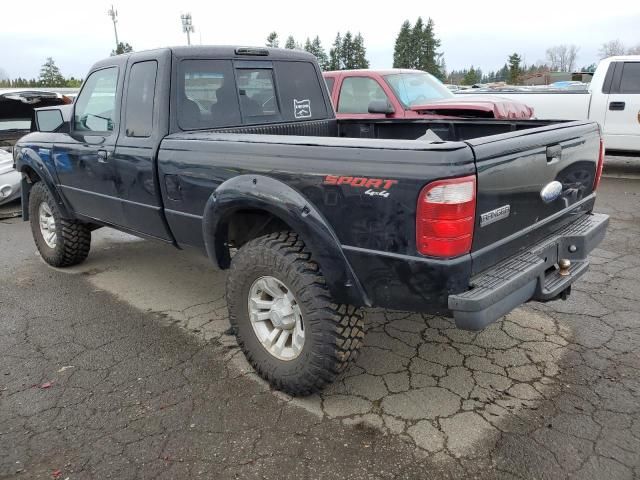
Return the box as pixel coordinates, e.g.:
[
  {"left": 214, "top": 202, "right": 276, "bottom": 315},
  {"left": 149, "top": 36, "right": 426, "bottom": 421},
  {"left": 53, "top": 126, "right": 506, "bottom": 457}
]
[
  {"left": 609, "top": 101, "right": 625, "bottom": 111},
  {"left": 97, "top": 149, "right": 109, "bottom": 163},
  {"left": 546, "top": 145, "right": 562, "bottom": 163}
]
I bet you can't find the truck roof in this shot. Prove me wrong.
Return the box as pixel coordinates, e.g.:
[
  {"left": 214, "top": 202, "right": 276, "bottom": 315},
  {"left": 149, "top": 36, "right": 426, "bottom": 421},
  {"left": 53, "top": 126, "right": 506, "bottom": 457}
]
[{"left": 103, "top": 46, "right": 316, "bottom": 64}]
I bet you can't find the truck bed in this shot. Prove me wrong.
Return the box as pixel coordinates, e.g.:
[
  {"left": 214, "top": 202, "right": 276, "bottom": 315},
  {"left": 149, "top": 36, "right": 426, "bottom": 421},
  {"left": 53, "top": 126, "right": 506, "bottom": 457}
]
[{"left": 159, "top": 117, "right": 601, "bottom": 313}]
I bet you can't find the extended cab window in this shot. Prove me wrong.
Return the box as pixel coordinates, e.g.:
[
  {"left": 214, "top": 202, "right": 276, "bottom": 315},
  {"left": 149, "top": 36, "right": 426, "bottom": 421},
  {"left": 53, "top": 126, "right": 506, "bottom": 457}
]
[
  {"left": 235, "top": 69, "right": 279, "bottom": 120},
  {"left": 125, "top": 61, "right": 157, "bottom": 137},
  {"left": 620, "top": 62, "right": 640, "bottom": 93},
  {"left": 179, "top": 60, "right": 241, "bottom": 130},
  {"left": 338, "top": 77, "right": 388, "bottom": 114},
  {"left": 275, "top": 61, "right": 328, "bottom": 121},
  {"left": 74, "top": 67, "right": 118, "bottom": 132}
]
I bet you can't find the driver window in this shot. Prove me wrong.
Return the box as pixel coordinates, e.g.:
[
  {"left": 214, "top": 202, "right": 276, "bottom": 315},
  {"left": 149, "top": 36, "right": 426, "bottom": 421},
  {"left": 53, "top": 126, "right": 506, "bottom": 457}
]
[
  {"left": 74, "top": 67, "right": 118, "bottom": 132},
  {"left": 337, "top": 77, "right": 388, "bottom": 114}
]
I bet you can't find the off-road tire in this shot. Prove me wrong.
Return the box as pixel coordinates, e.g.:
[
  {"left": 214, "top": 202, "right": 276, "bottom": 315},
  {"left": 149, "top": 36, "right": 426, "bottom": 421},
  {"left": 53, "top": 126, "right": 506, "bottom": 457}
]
[
  {"left": 226, "top": 231, "right": 365, "bottom": 395},
  {"left": 28, "top": 182, "right": 91, "bottom": 267}
]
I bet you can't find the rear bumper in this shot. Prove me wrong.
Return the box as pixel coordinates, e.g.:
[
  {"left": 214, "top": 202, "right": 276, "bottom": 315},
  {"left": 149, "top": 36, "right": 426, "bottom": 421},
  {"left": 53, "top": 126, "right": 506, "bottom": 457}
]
[{"left": 448, "top": 212, "right": 609, "bottom": 330}]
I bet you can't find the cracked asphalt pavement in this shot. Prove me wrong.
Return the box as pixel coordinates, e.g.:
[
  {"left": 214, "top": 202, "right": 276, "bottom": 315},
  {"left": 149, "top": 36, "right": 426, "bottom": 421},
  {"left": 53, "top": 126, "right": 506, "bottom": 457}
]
[{"left": 1, "top": 162, "right": 639, "bottom": 479}]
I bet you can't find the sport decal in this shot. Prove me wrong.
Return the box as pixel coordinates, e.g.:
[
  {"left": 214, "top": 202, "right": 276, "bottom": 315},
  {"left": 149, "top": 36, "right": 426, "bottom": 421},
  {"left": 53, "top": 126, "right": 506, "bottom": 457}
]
[{"left": 323, "top": 175, "right": 398, "bottom": 198}]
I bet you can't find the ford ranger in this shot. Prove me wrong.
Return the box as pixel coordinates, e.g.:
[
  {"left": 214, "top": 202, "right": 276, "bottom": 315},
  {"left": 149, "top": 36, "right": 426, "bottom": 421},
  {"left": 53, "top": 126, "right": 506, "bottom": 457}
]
[{"left": 14, "top": 47, "right": 608, "bottom": 395}]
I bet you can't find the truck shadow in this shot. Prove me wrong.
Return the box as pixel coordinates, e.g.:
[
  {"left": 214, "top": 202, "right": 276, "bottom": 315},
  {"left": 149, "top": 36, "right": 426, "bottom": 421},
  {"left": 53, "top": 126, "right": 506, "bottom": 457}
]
[{"left": 61, "top": 227, "right": 574, "bottom": 458}]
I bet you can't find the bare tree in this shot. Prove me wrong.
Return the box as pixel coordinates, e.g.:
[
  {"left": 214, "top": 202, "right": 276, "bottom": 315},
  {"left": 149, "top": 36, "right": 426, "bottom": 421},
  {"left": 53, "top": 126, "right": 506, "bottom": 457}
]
[
  {"left": 545, "top": 44, "right": 579, "bottom": 72},
  {"left": 599, "top": 40, "right": 626, "bottom": 59},
  {"left": 0, "top": 67, "right": 7, "bottom": 80},
  {"left": 628, "top": 44, "right": 640, "bottom": 55}
]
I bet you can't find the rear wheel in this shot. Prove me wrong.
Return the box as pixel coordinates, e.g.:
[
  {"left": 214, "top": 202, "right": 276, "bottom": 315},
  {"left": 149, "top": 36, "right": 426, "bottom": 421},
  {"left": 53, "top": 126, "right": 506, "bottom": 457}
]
[
  {"left": 28, "top": 182, "right": 91, "bottom": 267},
  {"left": 226, "top": 231, "right": 364, "bottom": 396}
]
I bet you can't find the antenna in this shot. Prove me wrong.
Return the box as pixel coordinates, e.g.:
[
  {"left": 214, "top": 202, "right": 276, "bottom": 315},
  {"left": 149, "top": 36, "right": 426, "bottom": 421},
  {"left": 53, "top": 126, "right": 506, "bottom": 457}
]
[{"left": 107, "top": 5, "right": 119, "bottom": 49}]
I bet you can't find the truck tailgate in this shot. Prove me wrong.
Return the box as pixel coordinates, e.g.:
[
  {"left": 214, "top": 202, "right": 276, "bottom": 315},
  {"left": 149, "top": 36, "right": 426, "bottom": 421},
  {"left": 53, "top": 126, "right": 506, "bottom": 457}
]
[{"left": 467, "top": 121, "right": 602, "bottom": 275}]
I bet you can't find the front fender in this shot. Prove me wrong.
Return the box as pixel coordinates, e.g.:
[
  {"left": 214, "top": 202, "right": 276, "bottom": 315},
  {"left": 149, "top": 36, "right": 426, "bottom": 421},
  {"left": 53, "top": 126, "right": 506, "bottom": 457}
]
[
  {"left": 202, "top": 174, "right": 370, "bottom": 307},
  {"left": 15, "top": 144, "right": 71, "bottom": 220}
]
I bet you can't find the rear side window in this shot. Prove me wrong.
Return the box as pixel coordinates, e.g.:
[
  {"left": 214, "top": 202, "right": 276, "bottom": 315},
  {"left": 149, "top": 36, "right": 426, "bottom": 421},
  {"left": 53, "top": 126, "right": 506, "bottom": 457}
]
[
  {"left": 235, "top": 68, "right": 280, "bottom": 120},
  {"left": 178, "top": 59, "right": 241, "bottom": 130},
  {"left": 125, "top": 61, "right": 157, "bottom": 137},
  {"left": 620, "top": 62, "right": 640, "bottom": 93},
  {"left": 338, "top": 77, "right": 387, "bottom": 114},
  {"left": 275, "top": 61, "right": 328, "bottom": 121},
  {"left": 74, "top": 67, "right": 118, "bottom": 132}
]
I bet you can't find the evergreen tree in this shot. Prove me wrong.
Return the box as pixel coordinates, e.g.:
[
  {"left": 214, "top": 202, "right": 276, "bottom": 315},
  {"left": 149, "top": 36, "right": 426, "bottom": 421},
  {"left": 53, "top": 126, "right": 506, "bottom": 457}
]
[
  {"left": 508, "top": 53, "right": 522, "bottom": 84},
  {"left": 421, "top": 18, "right": 442, "bottom": 79},
  {"left": 409, "top": 17, "right": 424, "bottom": 69},
  {"left": 284, "top": 35, "right": 297, "bottom": 50},
  {"left": 328, "top": 33, "right": 342, "bottom": 70},
  {"left": 304, "top": 36, "right": 329, "bottom": 70},
  {"left": 352, "top": 33, "right": 369, "bottom": 69},
  {"left": 341, "top": 32, "right": 355, "bottom": 69},
  {"left": 393, "top": 20, "right": 413, "bottom": 68},
  {"left": 266, "top": 32, "right": 279, "bottom": 48},
  {"left": 111, "top": 42, "right": 133, "bottom": 56},
  {"left": 39, "top": 57, "right": 65, "bottom": 87}
]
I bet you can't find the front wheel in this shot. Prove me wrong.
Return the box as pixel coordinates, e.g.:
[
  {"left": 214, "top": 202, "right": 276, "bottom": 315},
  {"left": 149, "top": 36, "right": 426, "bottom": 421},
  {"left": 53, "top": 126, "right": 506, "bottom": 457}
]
[
  {"left": 28, "top": 182, "right": 91, "bottom": 267},
  {"left": 226, "top": 232, "right": 364, "bottom": 396}
]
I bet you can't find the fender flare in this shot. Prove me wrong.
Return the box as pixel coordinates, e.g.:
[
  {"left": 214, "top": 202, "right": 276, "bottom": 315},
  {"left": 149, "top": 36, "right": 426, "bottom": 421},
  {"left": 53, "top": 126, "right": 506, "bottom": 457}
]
[
  {"left": 202, "top": 174, "right": 370, "bottom": 307},
  {"left": 15, "top": 145, "right": 72, "bottom": 220}
]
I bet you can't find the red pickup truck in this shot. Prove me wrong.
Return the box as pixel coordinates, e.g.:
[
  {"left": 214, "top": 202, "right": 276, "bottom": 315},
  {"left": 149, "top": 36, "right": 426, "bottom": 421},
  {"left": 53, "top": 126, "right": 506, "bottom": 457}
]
[{"left": 323, "top": 69, "right": 534, "bottom": 120}]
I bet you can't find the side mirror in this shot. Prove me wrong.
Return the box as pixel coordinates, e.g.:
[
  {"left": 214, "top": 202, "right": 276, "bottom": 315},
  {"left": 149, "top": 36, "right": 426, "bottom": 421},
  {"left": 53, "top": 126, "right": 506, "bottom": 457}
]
[
  {"left": 35, "top": 108, "right": 68, "bottom": 133},
  {"left": 368, "top": 99, "right": 394, "bottom": 115}
]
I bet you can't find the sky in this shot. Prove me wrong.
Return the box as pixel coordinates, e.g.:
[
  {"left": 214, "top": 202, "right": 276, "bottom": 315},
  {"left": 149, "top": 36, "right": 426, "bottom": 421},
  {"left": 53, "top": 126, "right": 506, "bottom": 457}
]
[{"left": 1, "top": 0, "right": 639, "bottom": 79}]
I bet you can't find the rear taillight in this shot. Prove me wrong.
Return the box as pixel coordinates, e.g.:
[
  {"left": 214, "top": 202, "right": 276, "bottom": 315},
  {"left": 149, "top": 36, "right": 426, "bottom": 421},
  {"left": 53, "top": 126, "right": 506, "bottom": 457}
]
[
  {"left": 416, "top": 175, "right": 476, "bottom": 258},
  {"left": 593, "top": 138, "right": 605, "bottom": 191}
]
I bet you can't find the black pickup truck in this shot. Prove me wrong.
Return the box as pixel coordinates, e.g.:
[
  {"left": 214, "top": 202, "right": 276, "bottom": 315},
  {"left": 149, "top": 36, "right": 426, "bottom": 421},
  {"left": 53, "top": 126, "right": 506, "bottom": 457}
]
[{"left": 14, "top": 46, "right": 608, "bottom": 395}]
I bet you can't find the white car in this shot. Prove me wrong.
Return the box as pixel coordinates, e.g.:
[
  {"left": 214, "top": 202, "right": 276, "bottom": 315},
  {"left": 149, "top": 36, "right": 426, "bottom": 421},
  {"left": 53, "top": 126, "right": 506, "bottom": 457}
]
[
  {"left": 457, "top": 56, "right": 640, "bottom": 153},
  {"left": 0, "top": 148, "right": 20, "bottom": 204}
]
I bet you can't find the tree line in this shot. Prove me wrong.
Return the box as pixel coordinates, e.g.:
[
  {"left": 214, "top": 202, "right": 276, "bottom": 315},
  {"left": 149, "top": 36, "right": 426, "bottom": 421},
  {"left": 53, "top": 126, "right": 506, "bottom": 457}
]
[
  {"left": 0, "top": 57, "right": 82, "bottom": 88},
  {"left": 265, "top": 31, "right": 369, "bottom": 70}
]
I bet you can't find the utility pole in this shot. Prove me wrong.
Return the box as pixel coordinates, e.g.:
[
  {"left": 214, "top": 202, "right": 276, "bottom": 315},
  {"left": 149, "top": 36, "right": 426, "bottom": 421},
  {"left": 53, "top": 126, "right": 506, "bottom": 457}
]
[
  {"left": 107, "top": 5, "right": 119, "bottom": 50},
  {"left": 181, "top": 13, "right": 195, "bottom": 46}
]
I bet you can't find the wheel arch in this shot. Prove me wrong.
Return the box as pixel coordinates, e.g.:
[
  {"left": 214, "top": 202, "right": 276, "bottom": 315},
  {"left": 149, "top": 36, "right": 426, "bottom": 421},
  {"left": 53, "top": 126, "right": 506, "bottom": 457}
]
[
  {"left": 15, "top": 147, "right": 72, "bottom": 221},
  {"left": 202, "top": 174, "right": 370, "bottom": 307}
]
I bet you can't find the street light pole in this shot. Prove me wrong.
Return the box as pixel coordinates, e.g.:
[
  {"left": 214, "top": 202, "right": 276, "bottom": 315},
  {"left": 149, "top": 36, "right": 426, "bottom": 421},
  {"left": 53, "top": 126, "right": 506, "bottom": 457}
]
[
  {"left": 181, "top": 13, "right": 195, "bottom": 46},
  {"left": 107, "top": 5, "right": 119, "bottom": 50}
]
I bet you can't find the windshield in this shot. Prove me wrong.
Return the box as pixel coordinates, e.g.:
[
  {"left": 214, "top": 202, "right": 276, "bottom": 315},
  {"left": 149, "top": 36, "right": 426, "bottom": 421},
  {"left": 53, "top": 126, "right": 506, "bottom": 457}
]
[{"left": 384, "top": 72, "right": 453, "bottom": 107}]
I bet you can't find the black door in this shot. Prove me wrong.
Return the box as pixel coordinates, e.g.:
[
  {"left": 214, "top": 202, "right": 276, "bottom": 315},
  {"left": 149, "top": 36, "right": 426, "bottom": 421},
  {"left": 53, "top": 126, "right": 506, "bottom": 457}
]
[
  {"left": 54, "top": 66, "right": 125, "bottom": 226},
  {"left": 111, "top": 51, "right": 172, "bottom": 240}
]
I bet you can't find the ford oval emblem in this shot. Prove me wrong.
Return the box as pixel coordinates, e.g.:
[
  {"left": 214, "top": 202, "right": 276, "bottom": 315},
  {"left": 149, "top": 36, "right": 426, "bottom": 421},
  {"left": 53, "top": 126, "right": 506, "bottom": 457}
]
[{"left": 540, "top": 180, "right": 563, "bottom": 203}]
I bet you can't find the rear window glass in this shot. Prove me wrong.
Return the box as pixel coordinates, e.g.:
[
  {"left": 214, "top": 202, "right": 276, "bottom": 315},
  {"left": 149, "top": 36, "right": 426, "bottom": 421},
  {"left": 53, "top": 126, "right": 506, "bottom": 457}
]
[
  {"left": 235, "top": 69, "right": 280, "bottom": 120},
  {"left": 274, "top": 61, "right": 328, "bottom": 121},
  {"left": 178, "top": 59, "right": 241, "bottom": 130},
  {"left": 620, "top": 62, "right": 640, "bottom": 93}
]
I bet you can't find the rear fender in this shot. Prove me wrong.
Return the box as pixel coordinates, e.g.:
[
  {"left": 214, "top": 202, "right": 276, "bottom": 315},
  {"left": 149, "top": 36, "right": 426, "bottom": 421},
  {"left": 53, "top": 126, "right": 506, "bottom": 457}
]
[{"left": 202, "top": 174, "right": 370, "bottom": 307}]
